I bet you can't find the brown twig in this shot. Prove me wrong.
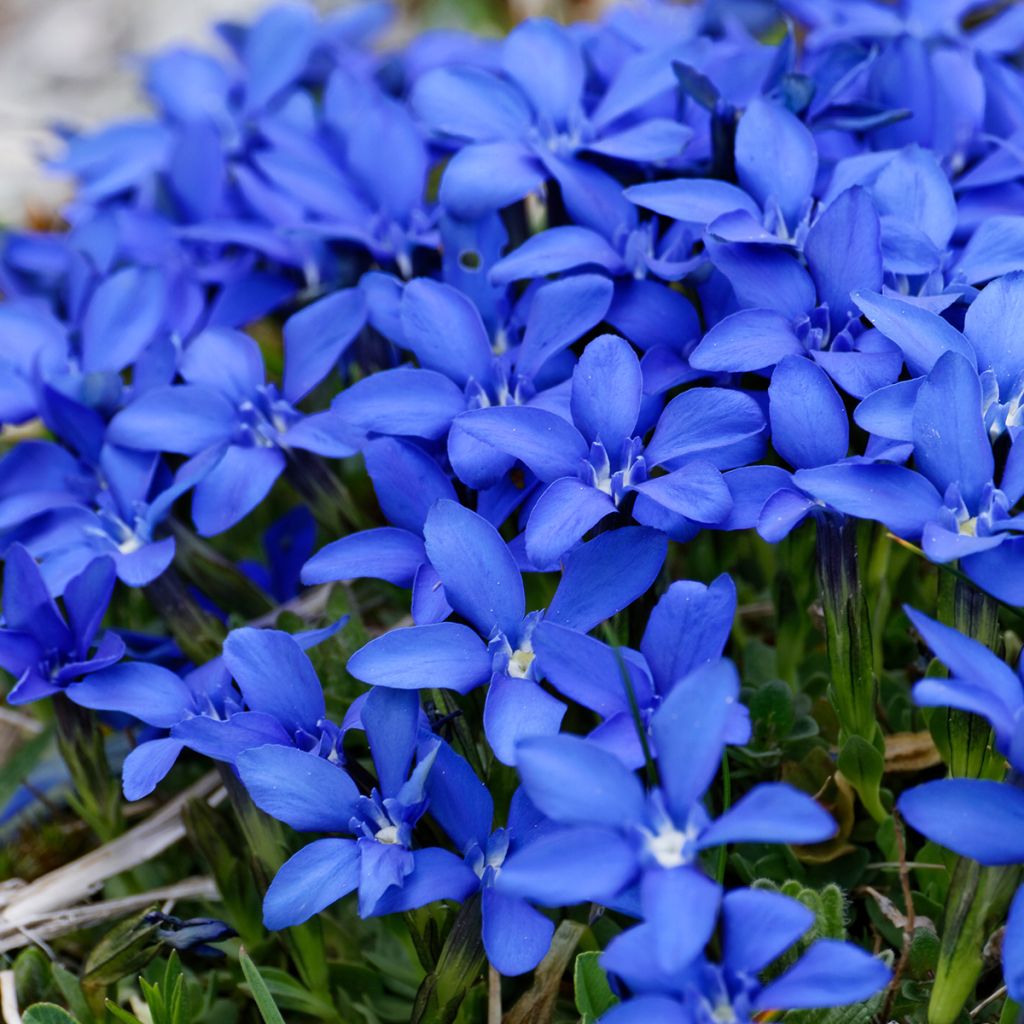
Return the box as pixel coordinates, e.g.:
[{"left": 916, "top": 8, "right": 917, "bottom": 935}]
[{"left": 880, "top": 810, "right": 915, "bottom": 1022}]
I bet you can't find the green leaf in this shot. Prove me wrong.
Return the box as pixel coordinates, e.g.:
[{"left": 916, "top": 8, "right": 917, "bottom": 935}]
[
  {"left": 837, "top": 735, "right": 887, "bottom": 823},
  {"left": 238, "top": 948, "right": 287, "bottom": 1024},
  {"left": 105, "top": 1002, "right": 146, "bottom": 1024},
  {"left": 21, "top": 1005, "right": 81, "bottom": 1024},
  {"left": 573, "top": 951, "right": 618, "bottom": 1022}
]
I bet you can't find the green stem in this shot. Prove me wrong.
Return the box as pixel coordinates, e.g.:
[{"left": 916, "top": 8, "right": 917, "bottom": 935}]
[
  {"left": 935, "top": 572, "right": 1000, "bottom": 780},
  {"left": 286, "top": 450, "right": 368, "bottom": 535},
  {"left": 54, "top": 696, "right": 123, "bottom": 842},
  {"left": 928, "top": 858, "right": 1020, "bottom": 1024},
  {"left": 815, "top": 514, "right": 878, "bottom": 744},
  {"left": 144, "top": 567, "right": 226, "bottom": 664}
]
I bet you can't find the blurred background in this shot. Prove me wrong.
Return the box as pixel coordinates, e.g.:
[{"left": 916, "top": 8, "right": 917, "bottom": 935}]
[{"left": 0, "top": 0, "right": 579, "bottom": 221}]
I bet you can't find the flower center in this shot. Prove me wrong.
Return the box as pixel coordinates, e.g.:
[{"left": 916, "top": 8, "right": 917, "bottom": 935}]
[{"left": 508, "top": 644, "right": 535, "bottom": 679}]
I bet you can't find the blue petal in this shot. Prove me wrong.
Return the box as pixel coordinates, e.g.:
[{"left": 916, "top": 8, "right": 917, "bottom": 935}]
[
  {"left": 411, "top": 563, "right": 453, "bottom": 624},
  {"left": 401, "top": 279, "right": 494, "bottom": 388},
  {"left": 411, "top": 66, "right": 532, "bottom": 141},
  {"left": 524, "top": 478, "right": 616, "bottom": 567},
  {"left": 2, "top": 544, "right": 71, "bottom": 647},
  {"left": 1002, "top": 885, "right": 1024, "bottom": 1001},
  {"left": 242, "top": 3, "right": 317, "bottom": 113},
  {"left": 283, "top": 288, "right": 367, "bottom": 402},
  {"left": 793, "top": 463, "right": 943, "bottom": 537},
  {"left": 571, "top": 335, "right": 642, "bottom": 450},
  {"left": 912, "top": 351, "right": 992, "bottom": 505},
  {"left": 81, "top": 267, "right": 165, "bottom": 373},
  {"left": 369, "top": 847, "right": 478, "bottom": 915},
  {"left": 357, "top": 837, "right": 413, "bottom": 917},
  {"left": 482, "top": 888, "right": 554, "bottom": 977},
  {"left": 625, "top": 178, "right": 760, "bottom": 224},
  {"left": 423, "top": 500, "right": 525, "bottom": 638},
  {"left": 805, "top": 187, "right": 882, "bottom": 326},
  {"left": 641, "top": 575, "right": 736, "bottom": 696},
  {"left": 171, "top": 711, "right": 292, "bottom": 764},
  {"left": 180, "top": 329, "right": 264, "bottom": 403},
  {"left": 496, "top": 825, "right": 637, "bottom": 906},
  {"left": 439, "top": 142, "right": 546, "bottom": 221},
  {"left": 331, "top": 368, "right": 465, "bottom": 441},
  {"left": 533, "top": 621, "right": 649, "bottom": 716},
  {"left": 263, "top": 838, "right": 360, "bottom": 930},
  {"left": 698, "top": 783, "right": 836, "bottom": 848},
  {"left": 630, "top": 461, "right": 732, "bottom": 524},
  {"left": 963, "top": 270, "right": 1024, "bottom": 399},
  {"left": 853, "top": 379, "right": 921, "bottom": 442},
  {"left": 364, "top": 437, "right": 457, "bottom": 534},
  {"left": 586, "top": 119, "right": 692, "bottom": 162},
  {"left": 757, "top": 486, "right": 817, "bottom": 543},
  {"left": 641, "top": 867, "right": 721, "bottom": 973},
  {"left": 483, "top": 675, "right": 566, "bottom": 766},
  {"left": 302, "top": 528, "right": 425, "bottom": 586},
  {"left": 236, "top": 744, "right": 360, "bottom": 831},
  {"left": 223, "top": 628, "right": 325, "bottom": 734},
  {"left": 63, "top": 555, "right": 116, "bottom": 654},
  {"left": 516, "top": 733, "right": 645, "bottom": 826},
  {"left": 769, "top": 356, "right": 849, "bottom": 470},
  {"left": 735, "top": 98, "right": 817, "bottom": 228},
  {"left": 957, "top": 215, "right": 1024, "bottom": 284},
  {"left": 347, "top": 623, "right": 491, "bottom": 695},
  {"left": 423, "top": 739, "right": 493, "bottom": 851},
  {"left": 689, "top": 309, "right": 803, "bottom": 373},
  {"left": 852, "top": 290, "right": 975, "bottom": 376},
  {"left": 362, "top": 686, "right": 419, "bottom": 797},
  {"left": 964, "top": 539, "right": 1024, "bottom": 605},
  {"left": 518, "top": 274, "right": 614, "bottom": 379},
  {"left": 645, "top": 388, "right": 765, "bottom": 469},
  {"left": 706, "top": 239, "right": 816, "bottom": 321},
  {"left": 755, "top": 940, "right": 891, "bottom": 1011},
  {"left": 904, "top": 605, "right": 1022, "bottom": 722},
  {"left": 281, "top": 412, "right": 360, "bottom": 459},
  {"left": 70, "top": 663, "right": 192, "bottom": 728},
  {"left": 452, "top": 406, "right": 588, "bottom": 483},
  {"left": 607, "top": 279, "right": 700, "bottom": 355},
  {"left": 900, "top": 778, "right": 1024, "bottom": 864},
  {"left": 718, "top": 466, "right": 796, "bottom": 531},
  {"left": 502, "top": 18, "right": 582, "bottom": 125},
  {"left": 122, "top": 738, "right": 185, "bottom": 801},
  {"left": 489, "top": 226, "right": 626, "bottom": 285},
  {"left": 547, "top": 526, "right": 667, "bottom": 633},
  {"left": 723, "top": 888, "right": 813, "bottom": 975},
  {"left": 651, "top": 659, "right": 739, "bottom": 817},
  {"left": 192, "top": 445, "right": 286, "bottom": 536},
  {"left": 107, "top": 385, "right": 236, "bottom": 455}
]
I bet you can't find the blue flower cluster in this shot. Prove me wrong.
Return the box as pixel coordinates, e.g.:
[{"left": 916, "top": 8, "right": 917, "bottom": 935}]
[{"left": 6, "top": 0, "right": 1024, "bottom": 1017}]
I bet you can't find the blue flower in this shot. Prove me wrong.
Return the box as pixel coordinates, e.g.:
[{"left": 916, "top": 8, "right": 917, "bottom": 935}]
[
  {"left": 0, "top": 545, "right": 122, "bottom": 706},
  {"left": 347, "top": 500, "right": 667, "bottom": 764},
  {"left": 411, "top": 18, "right": 691, "bottom": 225},
  {"left": 107, "top": 328, "right": 357, "bottom": 535},
  {"left": 531, "top": 573, "right": 747, "bottom": 767},
  {"left": 795, "top": 350, "right": 1024, "bottom": 602},
  {"left": 600, "top": 887, "right": 890, "bottom": 1023},
  {"left": 507, "top": 662, "right": 835, "bottom": 967},
  {"left": 237, "top": 685, "right": 476, "bottom": 927},
  {"left": 453, "top": 334, "right": 761, "bottom": 563}
]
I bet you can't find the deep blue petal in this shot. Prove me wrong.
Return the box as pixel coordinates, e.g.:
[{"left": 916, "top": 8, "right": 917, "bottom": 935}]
[
  {"left": 223, "top": 628, "right": 325, "bottom": 734},
  {"left": 237, "top": 744, "right": 360, "bottom": 831},
  {"left": 347, "top": 623, "right": 491, "bottom": 694}
]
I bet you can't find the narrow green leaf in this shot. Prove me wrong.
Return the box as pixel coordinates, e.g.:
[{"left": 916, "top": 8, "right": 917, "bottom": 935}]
[{"left": 239, "top": 948, "right": 287, "bottom": 1024}]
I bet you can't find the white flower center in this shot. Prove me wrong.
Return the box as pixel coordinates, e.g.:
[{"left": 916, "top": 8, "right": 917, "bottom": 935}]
[
  {"left": 375, "top": 825, "right": 400, "bottom": 844},
  {"left": 507, "top": 644, "right": 535, "bottom": 679}
]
